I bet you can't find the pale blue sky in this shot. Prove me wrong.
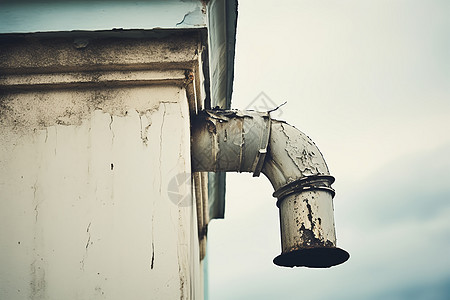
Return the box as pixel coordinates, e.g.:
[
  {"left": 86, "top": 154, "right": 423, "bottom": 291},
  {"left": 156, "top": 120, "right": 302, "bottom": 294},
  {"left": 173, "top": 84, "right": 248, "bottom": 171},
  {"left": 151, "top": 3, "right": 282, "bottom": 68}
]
[{"left": 208, "top": 1, "right": 450, "bottom": 299}]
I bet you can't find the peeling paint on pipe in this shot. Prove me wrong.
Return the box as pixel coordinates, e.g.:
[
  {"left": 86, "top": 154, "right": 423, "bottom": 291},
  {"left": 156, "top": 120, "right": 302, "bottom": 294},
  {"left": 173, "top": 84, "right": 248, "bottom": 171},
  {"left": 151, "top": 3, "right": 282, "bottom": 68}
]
[{"left": 191, "top": 109, "right": 349, "bottom": 268}]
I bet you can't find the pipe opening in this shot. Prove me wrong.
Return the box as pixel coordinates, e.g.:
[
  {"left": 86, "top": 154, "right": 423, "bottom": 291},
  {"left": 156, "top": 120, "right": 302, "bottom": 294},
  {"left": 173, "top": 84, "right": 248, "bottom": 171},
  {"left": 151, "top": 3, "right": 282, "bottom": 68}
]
[{"left": 274, "top": 247, "right": 350, "bottom": 268}]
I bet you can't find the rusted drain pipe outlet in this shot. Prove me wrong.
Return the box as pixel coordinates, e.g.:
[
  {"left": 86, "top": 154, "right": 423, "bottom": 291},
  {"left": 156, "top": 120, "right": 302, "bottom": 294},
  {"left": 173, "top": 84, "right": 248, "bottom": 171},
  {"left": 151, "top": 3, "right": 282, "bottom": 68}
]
[{"left": 191, "top": 110, "right": 349, "bottom": 268}]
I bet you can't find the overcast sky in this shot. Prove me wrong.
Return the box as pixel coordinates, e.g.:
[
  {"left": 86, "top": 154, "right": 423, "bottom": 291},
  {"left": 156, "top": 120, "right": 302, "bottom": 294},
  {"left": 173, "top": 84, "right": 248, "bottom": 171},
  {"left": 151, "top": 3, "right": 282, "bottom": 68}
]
[
  {"left": 208, "top": 1, "right": 450, "bottom": 299},
  {"left": 1, "top": 1, "right": 448, "bottom": 299}
]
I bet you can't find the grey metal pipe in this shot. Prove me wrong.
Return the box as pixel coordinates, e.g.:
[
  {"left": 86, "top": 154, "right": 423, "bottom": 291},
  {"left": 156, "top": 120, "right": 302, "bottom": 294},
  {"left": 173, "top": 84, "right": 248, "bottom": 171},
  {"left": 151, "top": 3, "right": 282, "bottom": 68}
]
[{"left": 191, "top": 109, "right": 349, "bottom": 268}]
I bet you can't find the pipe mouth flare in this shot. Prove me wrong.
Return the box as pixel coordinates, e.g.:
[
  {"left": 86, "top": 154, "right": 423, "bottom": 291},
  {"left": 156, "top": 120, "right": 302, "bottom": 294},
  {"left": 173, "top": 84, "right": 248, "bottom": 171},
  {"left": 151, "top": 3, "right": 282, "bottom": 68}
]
[{"left": 273, "top": 247, "right": 350, "bottom": 268}]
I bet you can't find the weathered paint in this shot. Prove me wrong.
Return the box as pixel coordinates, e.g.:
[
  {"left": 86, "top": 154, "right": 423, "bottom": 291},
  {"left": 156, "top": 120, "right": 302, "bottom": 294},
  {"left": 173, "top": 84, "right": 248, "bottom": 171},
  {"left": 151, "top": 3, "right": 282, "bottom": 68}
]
[
  {"left": 191, "top": 110, "right": 271, "bottom": 174},
  {"left": 190, "top": 109, "right": 349, "bottom": 268},
  {"left": 0, "top": 0, "right": 237, "bottom": 223},
  {"left": 279, "top": 190, "right": 337, "bottom": 250},
  {"left": 262, "top": 121, "right": 332, "bottom": 190},
  {"left": 0, "top": 30, "right": 203, "bottom": 73},
  {"left": 0, "top": 31, "right": 205, "bottom": 299},
  {"left": 0, "top": 0, "right": 239, "bottom": 295},
  {"left": 191, "top": 110, "right": 331, "bottom": 182}
]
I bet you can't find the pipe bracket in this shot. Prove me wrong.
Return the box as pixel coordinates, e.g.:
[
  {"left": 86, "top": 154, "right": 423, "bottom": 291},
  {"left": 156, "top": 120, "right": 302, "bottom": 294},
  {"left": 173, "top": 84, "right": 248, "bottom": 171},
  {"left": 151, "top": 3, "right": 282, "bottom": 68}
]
[{"left": 273, "top": 175, "right": 335, "bottom": 207}]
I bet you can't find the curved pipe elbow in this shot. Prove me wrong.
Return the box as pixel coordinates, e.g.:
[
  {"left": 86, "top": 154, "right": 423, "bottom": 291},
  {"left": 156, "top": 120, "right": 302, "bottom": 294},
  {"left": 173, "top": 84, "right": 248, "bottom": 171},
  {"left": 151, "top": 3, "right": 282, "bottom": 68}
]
[
  {"left": 261, "top": 119, "right": 334, "bottom": 198},
  {"left": 191, "top": 109, "right": 349, "bottom": 268}
]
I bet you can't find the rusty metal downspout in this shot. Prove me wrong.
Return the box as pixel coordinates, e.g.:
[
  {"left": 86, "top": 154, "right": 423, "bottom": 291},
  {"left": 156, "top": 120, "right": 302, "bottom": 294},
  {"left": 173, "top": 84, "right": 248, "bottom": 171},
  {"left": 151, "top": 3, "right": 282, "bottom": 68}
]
[{"left": 191, "top": 109, "right": 349, "bottom": 268}]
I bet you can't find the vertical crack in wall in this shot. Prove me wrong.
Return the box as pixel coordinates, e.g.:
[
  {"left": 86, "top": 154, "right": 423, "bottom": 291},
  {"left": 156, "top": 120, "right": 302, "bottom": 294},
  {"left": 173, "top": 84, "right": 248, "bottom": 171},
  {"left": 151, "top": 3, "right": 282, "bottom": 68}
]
[
  {"left": 150, "top": 241, "right": 155, "bottom": 270},
  {"left": 159, "top": 103, "right": 166, "bottom": 195},
  {"left": 150, "top": 192, "right": 155, "bottom": 270},
  {"left": 178, "top": 261, "right": 185, "bottom": 300},
  {"left": 31, "top": 161, "right": 45, "bottom": 297},
  {"left": 151, "top": 103, "right": 167, "bottom": 270},
  {"left": 81, "top": 222, "right": 92, "bottom": 271},
  {"left": 85, "top": 222, "right": 92, "bottom": 249},
  {"left": 138, "top": 112, "right": 147, "bottom": 145},
  {"left": 150, "top": 211, "right": 155, "bottom": 270},
  {"left": 109, "top": 115, "right": 115, "bottom": 144},
  {"left": 33, "top": 180, "right": 39, "bottom": 223},
  {"left": 177, "top": 208, "right": 187, "bottom": 300},
  {"left": 177, "top": 104, "right": 187, "bottom": 187},
  {"left": 138, "top": 110, "right": 152, "bottom": 146},
  {"left": 109, "top": 115, "right": 115, "bottom": 201}
]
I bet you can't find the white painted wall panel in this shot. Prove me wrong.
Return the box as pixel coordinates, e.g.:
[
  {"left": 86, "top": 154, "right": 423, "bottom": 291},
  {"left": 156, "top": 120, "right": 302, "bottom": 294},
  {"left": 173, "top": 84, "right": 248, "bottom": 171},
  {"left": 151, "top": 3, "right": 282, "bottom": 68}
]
[{"left": 0, "top": 85, "right": 201, "bottom": 299}]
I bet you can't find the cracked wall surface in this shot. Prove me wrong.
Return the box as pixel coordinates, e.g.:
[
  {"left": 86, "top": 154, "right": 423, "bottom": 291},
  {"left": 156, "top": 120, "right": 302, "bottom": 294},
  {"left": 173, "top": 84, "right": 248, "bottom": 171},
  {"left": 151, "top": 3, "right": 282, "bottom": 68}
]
[
  {"left": 0, "top": 31, "right": 204, "bottom": 300},
  {"left": 0, "top": 86, "right": 202, "bottom": 300}
]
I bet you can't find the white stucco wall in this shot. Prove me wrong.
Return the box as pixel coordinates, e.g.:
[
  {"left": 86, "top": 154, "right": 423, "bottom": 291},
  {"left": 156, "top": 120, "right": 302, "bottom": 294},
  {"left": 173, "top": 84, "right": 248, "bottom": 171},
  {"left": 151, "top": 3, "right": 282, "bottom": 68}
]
[{"left": 0, "top": 33, "right": 204, "bottom": 300}]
